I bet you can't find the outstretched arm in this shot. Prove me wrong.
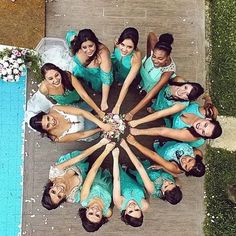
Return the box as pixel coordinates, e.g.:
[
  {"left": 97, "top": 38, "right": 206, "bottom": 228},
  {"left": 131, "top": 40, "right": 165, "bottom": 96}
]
[
  {"left": 112, "top": 51, "right": 142, "bottom": 114},
  {"left": 56, "top": 138, "right": 110, "bottom": 169},
  {"left": 112, "top": 148, "right": 123, "bottom": 209},
  {"left": 71, "top": 75, "right": 105, "bottom": 118},
  {"left": 80, "top": 142, "right": 115, "bottom": 201},
  {"left": 129, "top": 103, "right": 186, "bottom": 127},
  {"left": 126, "top": 135, "right": 181, "bottom": 175},
  {"left": 130, "top": 127, "right": 198, "bottom": 142},
  {"left": 120, "top": 138, "right": 155, "bottom": 194},
  {"left": 126, "top": 71, "right": 173, "bottom": 120},
  {"left": 53, "top": 105, "right": 112, "bottom": 132},
  {"left": 100, "top": 47, "right": 112, "bottom": 111},
  {"left": 57, "top": 128, "right": 101, "bottom": 143}
]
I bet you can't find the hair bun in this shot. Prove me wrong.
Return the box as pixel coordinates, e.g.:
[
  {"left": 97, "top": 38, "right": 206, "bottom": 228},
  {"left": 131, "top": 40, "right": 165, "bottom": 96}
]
[{"left": 159, "top": 33, "right": 174, "bottom": 45}]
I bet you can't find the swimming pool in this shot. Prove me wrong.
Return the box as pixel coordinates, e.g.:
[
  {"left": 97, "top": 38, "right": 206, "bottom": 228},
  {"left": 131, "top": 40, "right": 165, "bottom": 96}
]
[{"left": 0, "top": 75, "right": 26, "bottom": 236}]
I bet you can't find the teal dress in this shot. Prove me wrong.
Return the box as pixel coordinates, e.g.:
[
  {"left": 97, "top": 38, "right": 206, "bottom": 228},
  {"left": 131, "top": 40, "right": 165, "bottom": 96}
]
[
  {"left": 172, "top": 102, "right": 205, "bottom": 147},
  {"left": 111, "top": 47, "right": 134, "bottom": 84},
  {"left": 48, "top": 88, "right": 92, "bottom": 111},
  {"left": 50, "top": 150, "right": 89, "bottom": 203},
  {"left": 81, "top": 168, "right": 113, "bottom": 216},
  {"left": 72, "top": 54, "right": 113, "bottom": 92},
  {"left": 129, "top": 160, "right": 175, "bottom": 199},
  {"left": 151, "top": 85, "right": 189, "bottom": 111},
  {"left": 151, "top": 85, "right": 189, "bottom": 127},
  {"left": 153, "top": 141, "right": 195, "bottom": 167},
  {"left": 139, "top": 55, "right": 176, "bottom": 93},
  {"left": 120, "top": 167, "right": 145, "bottom": 211}
]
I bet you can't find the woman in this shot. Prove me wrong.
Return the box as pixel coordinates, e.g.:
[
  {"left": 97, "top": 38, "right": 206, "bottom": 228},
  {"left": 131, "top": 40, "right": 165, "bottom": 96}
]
[
  {"left": 79, "top": 142, "right": 115, "bottom": 232},
  {"left": 111, "top": 27, "right": 142, "bottom": 114},
  {"left": 153, "top": 140, "right": 205, "bottom": 177},
  {"left": 125, "top": 32, "right": 176, "bottom": 121},
  {"left": 66, "top": 29, "right": 113, "bottom": 111},
  {"left": 29, "top": 105, "right": 112, "bottom": 142},
  {"left": 129, "top": 76, "right": 204, "bottom": 128},
  {"left": 125, "top": 136, "right": 182, "bottom": 204},
  {"left": 130, "top": 100, "right": 222, "bottom": 147},
  {"left": 112, "top": 145, "right": 150, "bottom": 227},
  {"left": 39, "top": 63, "right": 104, "bottom": 118},
  {"left": 41, "top": 138, "right": 109, "bottom": 210},
  {"left": 127, "top": 133, "right": 205, "bottom": 177}
]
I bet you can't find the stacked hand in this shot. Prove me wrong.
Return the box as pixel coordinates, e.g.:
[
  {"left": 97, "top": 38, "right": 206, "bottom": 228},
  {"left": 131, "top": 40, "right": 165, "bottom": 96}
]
[
  {"left": 105, "top": 142, "right": 116, "bottom": 152},
  {"left": 126, "top": 134, "right": 137, "bottom": 145},
  {"left": 99, "top": 138, "right": 110, "bottom": 146}
]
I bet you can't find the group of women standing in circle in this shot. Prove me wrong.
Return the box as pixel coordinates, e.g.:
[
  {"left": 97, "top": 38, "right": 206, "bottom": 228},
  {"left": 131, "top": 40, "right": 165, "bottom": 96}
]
[{"left": 27, "top": 26, "right": 222, "bottom": 232}]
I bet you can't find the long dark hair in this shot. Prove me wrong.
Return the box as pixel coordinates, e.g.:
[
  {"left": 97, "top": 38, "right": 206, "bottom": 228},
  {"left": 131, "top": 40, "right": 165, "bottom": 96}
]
[
  {"left": 117, "top": 27, "right": 139, "bottom": 50},
  {"left": 120, "top": 210, "right": 143, "bottom": 227},
  {"left": 176, "top": 154, "right": 206, "bottom": 177},
  {"left": 41, "top": 181, "right": 66, "bottom": 210},
  {"left": 167, "top": 80, "right": 204, "bottom": 101},
  {"left": 187, "top": 119, "right": 222, "bottom": 139},
  {"left": 162, "top": 186, "right": 182, "bottom": 205},
  {"left": 41, "top": 63, "right": 74, "bottom": 91},
  {"left": 29, "top": 112, "right": 54, "bottom": 141},
  {"left": 154, "top": 33, "right": 174, "bottom": 55},
  {"left": 78, "top": 207, "right": 109, "bottom": 232},
  {"left": 71, "top": 29, "right": 101, "bottom": 65}
]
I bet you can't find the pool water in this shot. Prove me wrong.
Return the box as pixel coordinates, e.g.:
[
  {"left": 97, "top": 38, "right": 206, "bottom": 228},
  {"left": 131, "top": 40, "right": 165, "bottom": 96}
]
[{"left": 0, "top": 75, "right": 26, "bottom": 236}]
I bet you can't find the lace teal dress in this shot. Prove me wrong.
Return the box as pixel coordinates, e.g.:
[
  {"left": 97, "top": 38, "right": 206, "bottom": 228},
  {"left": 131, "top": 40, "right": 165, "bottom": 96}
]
[
  {"left": 172, "top": 102, "right": 205, "bottom": 147},
  {"left": 129, "top": 160, "right": 175, "bottom": 199},
  {"left": 119, "top": 167, "right": 145, "bottom": 211},
  {"left": 154, "top": 141, "right": 195, "bottom": 167},
  {"left": 111, "top": 47, "right": 134, "bottom": 84},
  {"left": 139, "top": 55, "right": 176, "bottom": 93},
  {"left": 49, "top": 150, "right": 89, "bottom": 203},
  {"left": 81, "top": 168, "right": 113, "bottom": 216}
]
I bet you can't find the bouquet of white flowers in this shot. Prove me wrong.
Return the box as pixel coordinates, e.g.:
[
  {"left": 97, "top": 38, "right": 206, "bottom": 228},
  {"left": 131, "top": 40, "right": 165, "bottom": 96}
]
[
  {"left": 0, "top": 48, "right": 41, "bottom": 82},
  {"left": 101, "top": 113, "right": 126, "bottom": 142}
]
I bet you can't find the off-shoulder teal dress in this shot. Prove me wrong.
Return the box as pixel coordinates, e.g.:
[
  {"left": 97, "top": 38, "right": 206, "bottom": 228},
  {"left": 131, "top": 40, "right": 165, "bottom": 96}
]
[{"left": 73, "top": 56, "right": 113, "bottom": 92}]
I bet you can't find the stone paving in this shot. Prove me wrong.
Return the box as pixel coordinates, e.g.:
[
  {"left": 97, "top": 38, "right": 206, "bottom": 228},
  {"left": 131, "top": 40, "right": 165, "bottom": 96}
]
[{"left": 22, "top": 1, "right": 206, "bottom": 235}]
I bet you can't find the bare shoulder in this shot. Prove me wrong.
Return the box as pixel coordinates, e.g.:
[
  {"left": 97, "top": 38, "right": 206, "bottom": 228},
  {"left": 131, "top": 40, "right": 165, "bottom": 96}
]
[
  {"left": 39, "top": 81, "right": 48, "bottom": 95},
  {"left": 99, "top": 44, "right": 111, "bottom": 57},
  {"left": 132, "top": 50, "right": 142, "bottom": 63}
]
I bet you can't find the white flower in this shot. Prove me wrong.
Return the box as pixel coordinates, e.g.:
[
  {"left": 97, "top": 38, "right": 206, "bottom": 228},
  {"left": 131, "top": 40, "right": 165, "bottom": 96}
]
[
  {"left": 6, "top": 68, "right": 12, "bottom": 75},
  {"left": 13, "top": 62, "right": 19, "bottom": 68},
  {"left": 3, "top": 61, "right": 9, "bottom": 68},
  {"left": 19, "top": 65, "right": 25, "bottom": 71},
  {"left": 7, "top": 74, "right": 14, "bottom": 81},
  {"left": 13, "top": 68, "right": 19, "bottom": 75},
  {"left": 1, "top": 69, "right": 7, "bottom": 75},
  {"left": 3, "top": 56, "right": 9, "bottom": 60},
  {"left": 113, "top": 114, "right": 120, "bottom": 122},
  {"left": 8, "top": 58, "right": 14, "bottom": 64},
  {"left": 17, "top": 58, "right": 24, "bottom": 64},
  {"left": 11, "top": 54, "right": 16, "bottom": 59},
  {"left": 15, "top": 75, "right": 20, "bottom": 81}
]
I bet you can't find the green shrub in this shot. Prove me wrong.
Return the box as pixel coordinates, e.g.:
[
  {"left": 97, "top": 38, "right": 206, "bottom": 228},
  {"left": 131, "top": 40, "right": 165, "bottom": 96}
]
[
  {"left": 208, "top": 0, "right": 236, "bottom": 116},
  {"left": 204, "top": 147, "right": 236, "bottom": 236}
]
